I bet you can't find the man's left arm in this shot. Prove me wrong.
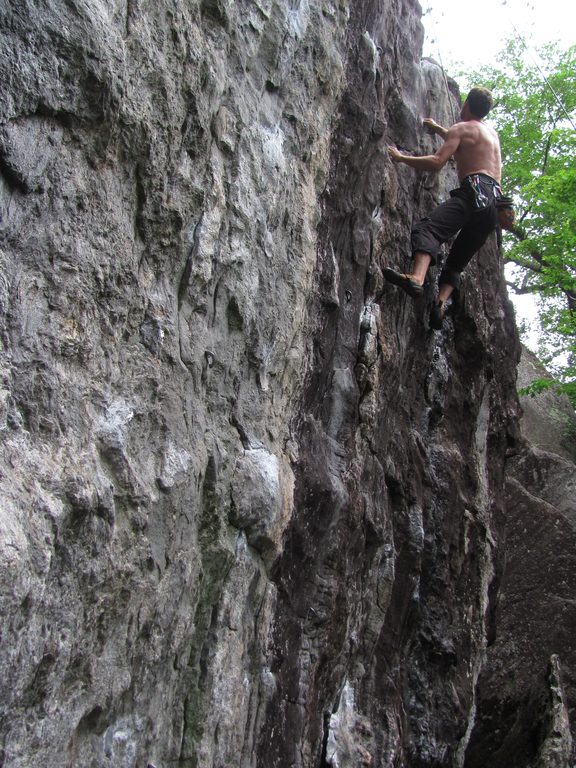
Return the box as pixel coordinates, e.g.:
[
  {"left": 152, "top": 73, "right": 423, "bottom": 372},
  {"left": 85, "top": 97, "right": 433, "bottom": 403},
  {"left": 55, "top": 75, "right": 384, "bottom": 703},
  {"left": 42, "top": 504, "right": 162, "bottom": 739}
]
[{"left": 388, "top": 129, "right": 460, "bottom": 171}]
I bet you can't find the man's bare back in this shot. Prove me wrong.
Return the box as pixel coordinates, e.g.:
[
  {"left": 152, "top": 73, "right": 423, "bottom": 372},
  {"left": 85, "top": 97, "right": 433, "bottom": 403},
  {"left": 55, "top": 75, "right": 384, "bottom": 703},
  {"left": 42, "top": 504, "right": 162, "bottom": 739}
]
[{"left": 449, "top": 119, "right": 502, "bottom": 182}]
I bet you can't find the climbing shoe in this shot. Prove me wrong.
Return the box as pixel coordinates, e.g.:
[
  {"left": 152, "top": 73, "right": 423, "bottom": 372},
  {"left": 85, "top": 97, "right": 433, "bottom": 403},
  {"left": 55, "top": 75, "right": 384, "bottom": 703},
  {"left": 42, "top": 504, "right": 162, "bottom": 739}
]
[
  {"left": 429, "top": 300, "right": 445, "bottom": 330},
  {"left": 383, "top": 268, "right": 424, "bottom": 298}
]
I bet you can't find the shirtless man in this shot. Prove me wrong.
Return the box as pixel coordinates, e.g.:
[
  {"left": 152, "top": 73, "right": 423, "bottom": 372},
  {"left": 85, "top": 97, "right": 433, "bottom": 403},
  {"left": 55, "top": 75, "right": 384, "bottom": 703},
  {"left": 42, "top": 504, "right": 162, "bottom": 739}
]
[{"left": 384, "top": 87, "right": 502, "bottom": 329}]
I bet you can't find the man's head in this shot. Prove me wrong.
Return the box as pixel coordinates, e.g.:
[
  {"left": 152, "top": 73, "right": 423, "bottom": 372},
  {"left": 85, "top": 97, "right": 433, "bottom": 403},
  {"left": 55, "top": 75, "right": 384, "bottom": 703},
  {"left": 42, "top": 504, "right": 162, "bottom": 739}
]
[{"left": 463, "top": 87, "right": 494, "bottom": 119}]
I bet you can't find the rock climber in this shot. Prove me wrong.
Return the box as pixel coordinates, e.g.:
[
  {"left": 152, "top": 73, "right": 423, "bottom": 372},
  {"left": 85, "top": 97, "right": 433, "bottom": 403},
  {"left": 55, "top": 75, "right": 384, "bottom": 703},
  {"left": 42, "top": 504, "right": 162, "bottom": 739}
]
[{"left": 384, "top": 87, "right": 505, "bottom": 329}]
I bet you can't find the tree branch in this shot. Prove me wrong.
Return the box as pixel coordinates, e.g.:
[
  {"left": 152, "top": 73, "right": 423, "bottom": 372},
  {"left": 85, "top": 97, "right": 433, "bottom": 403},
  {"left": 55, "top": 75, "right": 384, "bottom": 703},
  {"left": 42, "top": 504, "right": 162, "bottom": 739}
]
[
  {"left": 505, "top": 280, "right": 547, "bottom": 295},
  {"left": 504, "top": 254, "right": 545, "bottom": 274},
  {"left": 541, "top": 132, "right": 553, "bottom": 174}
]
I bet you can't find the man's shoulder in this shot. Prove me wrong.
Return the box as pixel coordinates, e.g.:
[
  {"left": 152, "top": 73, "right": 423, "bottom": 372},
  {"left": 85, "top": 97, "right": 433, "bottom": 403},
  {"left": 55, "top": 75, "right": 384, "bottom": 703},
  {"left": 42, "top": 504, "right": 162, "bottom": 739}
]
[
  {"left": 448, "top": 119, "right": 466, "bottom": 133},
  {"left": 452, "top": 120, "right": 498, "bottom": 142},
  {"left": 447, "top": 120, "right": 475, "bottom": 138}
]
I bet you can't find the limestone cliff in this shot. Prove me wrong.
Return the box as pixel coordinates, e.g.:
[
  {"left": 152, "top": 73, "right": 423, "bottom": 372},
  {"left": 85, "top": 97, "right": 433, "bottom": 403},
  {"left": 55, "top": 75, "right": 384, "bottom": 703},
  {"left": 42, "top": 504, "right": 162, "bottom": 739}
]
[{"left": 0, "top": 1, "right": 561, "bottom": 767}]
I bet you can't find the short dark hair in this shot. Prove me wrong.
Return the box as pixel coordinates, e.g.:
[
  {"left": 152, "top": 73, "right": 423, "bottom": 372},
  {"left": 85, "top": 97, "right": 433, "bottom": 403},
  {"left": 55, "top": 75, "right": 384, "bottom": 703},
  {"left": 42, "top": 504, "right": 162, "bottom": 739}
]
[{"left": 466, "top": 87, "right": 493, "bottom": 119}]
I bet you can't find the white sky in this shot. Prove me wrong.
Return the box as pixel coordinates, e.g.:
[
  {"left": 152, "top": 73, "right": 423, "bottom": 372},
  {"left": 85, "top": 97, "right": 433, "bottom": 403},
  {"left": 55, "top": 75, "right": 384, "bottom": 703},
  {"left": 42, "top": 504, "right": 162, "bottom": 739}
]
[
  {"left": 421, "top": 0, "right": 575, "bottom": 355},
  {"left": 421, "top": 0, "right": 576, "bottom": 72}
]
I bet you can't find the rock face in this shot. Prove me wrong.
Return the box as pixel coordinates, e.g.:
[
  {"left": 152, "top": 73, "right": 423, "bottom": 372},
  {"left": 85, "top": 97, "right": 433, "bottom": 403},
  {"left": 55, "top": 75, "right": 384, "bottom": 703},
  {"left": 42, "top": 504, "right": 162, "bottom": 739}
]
[
  {"left": 464, "top": 350, "right": 576, "bottom": 768},
  {"left": 0, "top": 1, "right": 554, "bottom": 767},
  {"left": 517, "top": 345, "right": 576, "bottom": 463}
]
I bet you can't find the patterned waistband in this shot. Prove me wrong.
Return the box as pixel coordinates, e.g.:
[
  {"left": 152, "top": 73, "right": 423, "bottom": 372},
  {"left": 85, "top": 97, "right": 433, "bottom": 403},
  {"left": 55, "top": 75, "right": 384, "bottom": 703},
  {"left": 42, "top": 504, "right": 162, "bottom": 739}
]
[{"left": 462, "top": 172, "right": 500, "bottom": 187}]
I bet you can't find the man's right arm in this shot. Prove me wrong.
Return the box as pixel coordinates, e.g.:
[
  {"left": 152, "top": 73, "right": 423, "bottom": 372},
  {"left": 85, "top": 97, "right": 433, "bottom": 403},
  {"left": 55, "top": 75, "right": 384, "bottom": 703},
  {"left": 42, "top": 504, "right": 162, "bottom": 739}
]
[
  {"left": 388, "top": 125, "right": 461, "bottom": 171},
  {"left": 423, "top": 118, "right": 448, "bottom": 139}
]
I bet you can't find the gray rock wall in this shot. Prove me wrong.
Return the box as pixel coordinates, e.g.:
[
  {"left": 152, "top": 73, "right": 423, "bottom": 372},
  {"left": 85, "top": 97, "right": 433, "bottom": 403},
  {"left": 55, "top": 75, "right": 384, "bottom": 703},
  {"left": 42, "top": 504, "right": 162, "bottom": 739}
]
[
  {"left": 464, "top": 351, "right": 576, "bottom": 768},
  {"left": 517, "top": 345, "right": 576, "bottom": 463},
  {"left": 1, "top": 2, "right": 348, "bottom": 765},
  {"left": 1, "top": 1, "right": 526, "bottom": 767}
]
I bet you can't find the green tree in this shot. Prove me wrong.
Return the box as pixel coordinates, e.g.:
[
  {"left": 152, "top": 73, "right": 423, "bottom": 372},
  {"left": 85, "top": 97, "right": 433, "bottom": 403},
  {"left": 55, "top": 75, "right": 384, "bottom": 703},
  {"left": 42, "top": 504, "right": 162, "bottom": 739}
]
[{"left": 462, "top": 39, "right": 576, "bottom": 404}]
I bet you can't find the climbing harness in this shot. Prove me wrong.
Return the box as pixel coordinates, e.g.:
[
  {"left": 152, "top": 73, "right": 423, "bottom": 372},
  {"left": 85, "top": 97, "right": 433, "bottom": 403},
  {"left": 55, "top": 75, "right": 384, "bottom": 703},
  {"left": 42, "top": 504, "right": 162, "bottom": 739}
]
[{"left": 464, "top": 173, "right": 498, "bottom": 211}]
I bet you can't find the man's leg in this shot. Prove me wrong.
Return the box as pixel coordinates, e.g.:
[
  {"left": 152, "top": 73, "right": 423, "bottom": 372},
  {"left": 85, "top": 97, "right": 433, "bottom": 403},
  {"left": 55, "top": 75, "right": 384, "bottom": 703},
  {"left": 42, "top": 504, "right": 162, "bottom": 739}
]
[
  {"left": 411, "top": 196, "right": 470, "bottom": 272},
  {"left": 429, "top": 281, "right": 455, "bottom": 330},
  {"left": 430, "top": 209, "right": 496, "bottom": 329},
  {"left": 410, "top": 252, "right": 432, "bottom": 286},
  {"left": 384, "top": 196, "right": 469, "bottom": 298},
  {"left": 382, "top": 251, "right": 431, "bottom": 296},
  {"left": 438, "top": 283, "right": 455, "bottom": 303}
]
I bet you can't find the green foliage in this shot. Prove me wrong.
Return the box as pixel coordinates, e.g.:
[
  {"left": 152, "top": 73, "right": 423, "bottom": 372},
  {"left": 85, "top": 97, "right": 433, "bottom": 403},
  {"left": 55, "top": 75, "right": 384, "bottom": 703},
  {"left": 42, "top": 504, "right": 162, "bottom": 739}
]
[
  {"left": 460, "top": 40, "right": 576, "bottom": 397},
  {"left": 518, "top": 378, "right": 553, "bottom": 398},
  {"left": 519, "top": 377, "right": 576, "bottom": 409}
]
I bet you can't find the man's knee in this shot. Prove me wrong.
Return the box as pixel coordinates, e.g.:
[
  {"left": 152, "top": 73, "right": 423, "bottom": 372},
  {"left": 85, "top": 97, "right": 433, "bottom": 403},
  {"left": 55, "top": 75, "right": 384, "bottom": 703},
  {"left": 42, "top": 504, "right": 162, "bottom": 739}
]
[{"left": 411, "top": 219, "right": 438, "bottom": 266}]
